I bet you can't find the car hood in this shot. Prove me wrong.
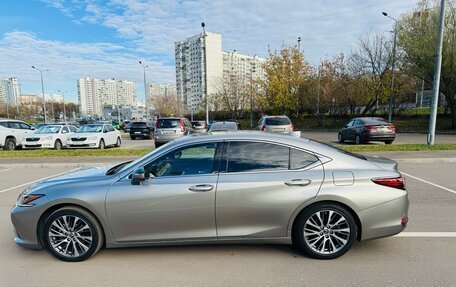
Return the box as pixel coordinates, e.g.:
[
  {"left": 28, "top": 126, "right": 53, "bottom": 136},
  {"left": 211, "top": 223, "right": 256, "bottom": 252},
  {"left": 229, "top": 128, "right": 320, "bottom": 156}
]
[{"left": 26, "top": 164, "right": 117, "bottom": 194}]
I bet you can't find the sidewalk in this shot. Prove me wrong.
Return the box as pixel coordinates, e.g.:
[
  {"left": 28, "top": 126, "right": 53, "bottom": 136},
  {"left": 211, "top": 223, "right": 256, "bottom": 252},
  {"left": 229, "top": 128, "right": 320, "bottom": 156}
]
[{"left": 0, "top": 151, "right": 455, "bottom": 168}]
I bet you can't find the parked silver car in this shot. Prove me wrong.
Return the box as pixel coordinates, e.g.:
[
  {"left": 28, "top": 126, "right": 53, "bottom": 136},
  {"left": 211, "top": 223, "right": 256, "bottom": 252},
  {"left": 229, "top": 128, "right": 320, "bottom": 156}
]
[
  {"left": 256, "top": 115, "right": 294, "bottom": 133},
  {"left": 11, "top": 132, "right": 408, "bottom": 261},
  {"left": 154, "top": 117, "right": 194, "bottom": 147}
]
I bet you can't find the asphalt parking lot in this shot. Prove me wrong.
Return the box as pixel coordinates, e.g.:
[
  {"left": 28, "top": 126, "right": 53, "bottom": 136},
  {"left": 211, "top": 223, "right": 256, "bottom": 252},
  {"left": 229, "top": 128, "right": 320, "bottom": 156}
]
[
  {"left": 118, "top": 131, "right": 456, "bottom": 150},
  {"left": 0, "top": 161, "right": 455, "bottom": 286}
]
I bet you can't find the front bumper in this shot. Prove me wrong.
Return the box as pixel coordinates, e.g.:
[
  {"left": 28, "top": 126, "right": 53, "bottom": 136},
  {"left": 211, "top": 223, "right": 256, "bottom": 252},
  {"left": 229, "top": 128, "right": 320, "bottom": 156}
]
[
  {"left": 10, "top": 197, "right": 51, "bottom": 250},
  {"left": 22, "top": 139, "right": 55, "bottom": 149},
  {"left": 359, "top": 193, "right": 409, "bottom": 240},
  {"left": 67, "top": 140, "right": 99, "bottom": 148}
]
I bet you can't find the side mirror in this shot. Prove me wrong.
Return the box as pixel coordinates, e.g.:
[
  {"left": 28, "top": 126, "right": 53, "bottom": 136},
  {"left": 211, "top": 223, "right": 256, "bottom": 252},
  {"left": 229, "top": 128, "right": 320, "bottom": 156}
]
[
  {"left": 344, "top": 125, "right": 348, "bottom": 128},
  {"left": 131, "top": 167, "right": 153, "bottom": 185},
  {"left": 31, "top": 127, "right": 35, "bottom": 130},
  {"left": 131, "top": 167, "right": 146, "bottom": 185},
  {"left": 103, "top": 130, "right": 108, "bottom": 133}
]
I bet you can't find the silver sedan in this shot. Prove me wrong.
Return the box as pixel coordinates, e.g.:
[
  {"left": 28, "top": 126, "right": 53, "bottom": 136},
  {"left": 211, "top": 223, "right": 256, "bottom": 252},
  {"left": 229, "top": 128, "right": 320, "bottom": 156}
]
[{"left": 10, "top": 132, "right": 409, "bottom": 261}]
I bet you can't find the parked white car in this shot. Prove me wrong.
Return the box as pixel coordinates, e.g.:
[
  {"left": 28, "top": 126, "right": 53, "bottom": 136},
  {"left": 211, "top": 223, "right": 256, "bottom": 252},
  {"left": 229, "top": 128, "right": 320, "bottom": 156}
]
[
  {"left": 0, "top": 119, "right": 35, "bottom": 150},
  {"left": 67, "top": 124, "right": 121, "bottom": 149},
  {"left": 22, "top": 124, "right": 77, "bottom": 150}
]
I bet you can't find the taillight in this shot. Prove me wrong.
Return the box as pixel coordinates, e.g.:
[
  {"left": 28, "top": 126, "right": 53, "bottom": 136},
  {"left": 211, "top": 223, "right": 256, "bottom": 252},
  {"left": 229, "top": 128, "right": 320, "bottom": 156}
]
[
  {"left": 363, "top": 125, "right": 376, "bottom": 131},
  {"left": 179, "top": 119, "right": 185, "bottom": 132},
  {"left": 290, "top": 124, "right": 294, "bottom": 131},
  {"left": 261, "top": 125, "right": 266, "bottom": 131},
  {"left": 388, "top": 125, "right": 396, "bottom": 131},
  {"left": 154, "top": 121, "right": 158, "bottom": 129},
  {"left": 372, "top": 177, "right": 406, "bottom": 190}
]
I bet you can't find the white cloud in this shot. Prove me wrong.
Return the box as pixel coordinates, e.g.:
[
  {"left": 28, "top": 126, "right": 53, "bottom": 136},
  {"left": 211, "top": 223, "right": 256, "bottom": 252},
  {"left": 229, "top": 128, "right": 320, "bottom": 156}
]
[
  {"left": 3, "top": 0, "right": 420, "bottom": 102},
  {"left": 0, "top": 31, "right": 174, "bottom": 103}
]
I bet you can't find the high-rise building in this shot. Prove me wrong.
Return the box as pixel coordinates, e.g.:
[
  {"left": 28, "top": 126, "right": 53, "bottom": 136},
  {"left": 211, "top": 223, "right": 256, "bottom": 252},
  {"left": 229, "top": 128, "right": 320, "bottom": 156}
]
[
  {"left": 0, "top": 77, "right": 20, "bottom": 106},
  {"left": 222, "top": 51, "right": 266, "bottom": 85},
  {"left": 175, "top": 32, "right": 223, "bottom": 112},
  {"left": 77, "top": 77, "right": 137, "bottom": 116},
  {"left": 147, "top": 83, "right": 177, "bottom": 109},
  {"left": 175, "top": 33, "right": 266, "bottom": 112}
]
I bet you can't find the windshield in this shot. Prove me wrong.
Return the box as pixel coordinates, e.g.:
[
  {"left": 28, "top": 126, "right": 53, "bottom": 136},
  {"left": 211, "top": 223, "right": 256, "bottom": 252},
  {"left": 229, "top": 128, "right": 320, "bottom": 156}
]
[
  {"left": 209, "top": 122, "right": 237, "bottom": 131},
  {"left": 77, "top": 125, "right": 103, "bottom": 133},
  {"left": 36, "top": 125, "right": 61, "bottom": 134},
  {"left": 116, "top": 143, "right": 169, "bottom": 174},
  {"left": 265, "top": 117, "right": 291, "bottom": 125},
  {"left": 157, "top": 119, "right": 179, "bottom": 128}
]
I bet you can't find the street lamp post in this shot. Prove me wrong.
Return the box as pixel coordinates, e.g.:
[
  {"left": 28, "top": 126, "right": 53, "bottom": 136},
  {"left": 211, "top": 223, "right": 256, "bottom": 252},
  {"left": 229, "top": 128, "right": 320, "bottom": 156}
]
[
  {"left": 201, "top": 22, "right": 209, "bottom": 125},
  {"left": 58, "top": 90, "right": 66, "bottom": 122},
  {"left": 31, "top": 66, "right": 49, "bottom": 123},
  {"left": 428, "top": 0, "right": 446, "bottom": 145},
  {"left": 382, "top": 12, "right": 398, "bottom": 123},
  {"left": 139, "top": 61, "right": 148, "bottom": 120}
]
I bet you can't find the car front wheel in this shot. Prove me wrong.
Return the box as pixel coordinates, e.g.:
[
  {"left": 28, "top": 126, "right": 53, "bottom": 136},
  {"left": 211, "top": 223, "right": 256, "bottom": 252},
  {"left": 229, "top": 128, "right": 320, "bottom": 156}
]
[
  {"left": 4, "top": 138, "right": 16, "bottom": 151},
  {"left": 43, "top": 206, "right": 104, "bottom": 262},
  {"left": 115, "top": 137, "right": 121, "bottom": 147},
  {"left": 355, "top": 135, "right": 362, "bottom": 145},
  {"left": 99, "top": 139, "right": 105, "bottom": 149},
  {"left": 293, "top": 203, "right": 357, "bottom": 259},
  {"left": 338, "top": 133, "right": 344, "bottom": 143}
]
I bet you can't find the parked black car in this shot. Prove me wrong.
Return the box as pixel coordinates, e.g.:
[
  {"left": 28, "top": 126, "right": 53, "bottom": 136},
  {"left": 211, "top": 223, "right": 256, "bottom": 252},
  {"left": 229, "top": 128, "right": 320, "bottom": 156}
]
[
  {"left": 338, "top": 117, "right": 395, "bottom": 145},
  {"left": 129, "top": 121, "right": 154, "bottom": 140}
]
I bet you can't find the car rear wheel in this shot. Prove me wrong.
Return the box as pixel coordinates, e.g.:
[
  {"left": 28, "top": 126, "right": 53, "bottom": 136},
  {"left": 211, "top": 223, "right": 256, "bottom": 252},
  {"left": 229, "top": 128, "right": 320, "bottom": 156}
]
[
  {"left": 293, "top": 203, "right": 357, "bottom": 259},
  {"left": 338, "top": 133, "right": 344, "bottom": 143},
  {"left": 355, "top": 135, "right": 362, "bottom": 145},
  {"left": 43, "top": 206, "right": 104, "bottom": 262},
  {"left": 4, "top": 138, "right": 16, "bottom": 151},
  {"left": 54, "top": 139, "right": 62, "bottom": 150},
  {"left": 130, "top": 136, "right": 135, "bottom": 140},
  {"left": 99, "top": 139, "right": 105, "bottom": 149},
  {"left": 115, "top": 137, "right": 121, "bottom": 147},
  {"left": 385, "top": 140, "right": 393, "bottom": 145},
  {"left": 154, "top": 142, "right": 161, "bottom": 148}
]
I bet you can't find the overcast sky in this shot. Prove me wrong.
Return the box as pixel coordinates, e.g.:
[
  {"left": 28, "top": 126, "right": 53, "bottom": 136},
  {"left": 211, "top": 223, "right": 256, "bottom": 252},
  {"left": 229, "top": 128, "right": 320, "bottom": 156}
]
[{"left": 0, "top": 0, "right": 418, "bottom": 103}]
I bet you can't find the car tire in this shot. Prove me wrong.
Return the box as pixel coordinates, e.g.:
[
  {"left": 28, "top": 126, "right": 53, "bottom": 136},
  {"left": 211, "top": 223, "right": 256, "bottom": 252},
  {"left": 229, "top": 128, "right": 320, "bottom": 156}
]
[
  {"left": 99, "top": 139, "right": 105, "bottom": 149},
  {"left": 130, "top": 136, "right": 135, "bottom": 140},
  {"left": 338, "top": 133, "right": 344, "bottom": 143},
  {"left": 385, "top": 140, "right": 393, "bottom": 145},
  {"left": 355, "top": 135, "right": 362, "bottom": 145},
  {"left": 115, "top": 137, "right": 121, "bottom": 147},
  {"left": 154, "top": 142, "right": 161, "bottom": 148},
  {"left": 42, "top": 206, "right": 104, "bottom": 262},
  {"left": 4, "top": 138, "right": 16, "bottom": 151},
  {"left": 293, "top": 203, "right": 357, "bottom": 260},
  {"left": 54, "top": 139, "right": 62, "bottom": 150}
]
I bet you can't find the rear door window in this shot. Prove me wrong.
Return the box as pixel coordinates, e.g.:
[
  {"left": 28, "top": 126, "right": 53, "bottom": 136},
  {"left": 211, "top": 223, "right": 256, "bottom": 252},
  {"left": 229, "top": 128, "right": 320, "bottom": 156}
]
[
  {"left": 226, "top": 141, "right": 289, "bottom": 173},
  {"left": 8, "top": 122, "right": 21, "bottom": 129}
]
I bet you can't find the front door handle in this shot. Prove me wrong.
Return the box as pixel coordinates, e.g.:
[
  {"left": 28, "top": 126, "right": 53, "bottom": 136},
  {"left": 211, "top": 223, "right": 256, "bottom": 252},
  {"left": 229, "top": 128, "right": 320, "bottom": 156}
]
[
  {"left": 188, "top": 184, "right": 214, "bottom": 192},
  {"left": 284, "top": 179, "right": 312, "bottom": 187}
]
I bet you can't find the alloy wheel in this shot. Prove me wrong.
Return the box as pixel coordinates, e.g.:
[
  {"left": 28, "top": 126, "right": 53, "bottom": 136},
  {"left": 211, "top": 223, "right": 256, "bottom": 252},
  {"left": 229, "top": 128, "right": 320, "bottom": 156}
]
[
  {"left": 303, "top": 210, "right": 351, "bottom": 255},
  {"left": 47, "top": 215, "right": 93, "bottom": 258}
]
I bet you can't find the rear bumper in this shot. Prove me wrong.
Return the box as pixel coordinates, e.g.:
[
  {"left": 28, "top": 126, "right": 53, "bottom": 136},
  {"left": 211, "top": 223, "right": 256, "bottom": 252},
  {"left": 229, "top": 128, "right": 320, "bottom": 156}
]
[
  {"left": 365, "top": 134, "right": 395, "bottom": 141},
  {"left": 154, "top": 133, "right": 183, "bottom": 143},
  {"left": 359, "top": 193, "right": 409, "bottom": 240},
  {"left": 130, "top": 131, "right": 151, "bottom": 137}
]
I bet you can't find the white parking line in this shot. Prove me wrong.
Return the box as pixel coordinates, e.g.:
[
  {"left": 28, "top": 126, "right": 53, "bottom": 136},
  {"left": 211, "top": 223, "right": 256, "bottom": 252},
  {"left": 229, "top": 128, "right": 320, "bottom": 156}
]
[
  {"left": 0, "top": 168, "right": 13, "bottom": 173},
  {"left": 0, "top": 169, "right": 78, "bottom": 194},
  {"left": 396, "top": 232, "right": 456, "bottom": 237},
  {"left": 401, "top": 172, "right": 456, "bottom": 195}
]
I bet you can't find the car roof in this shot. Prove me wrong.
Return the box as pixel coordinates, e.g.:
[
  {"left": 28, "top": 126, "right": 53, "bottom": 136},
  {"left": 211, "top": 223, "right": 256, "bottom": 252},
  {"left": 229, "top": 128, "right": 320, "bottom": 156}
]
[{"left": 158, "top": 117, "right": 182, "bottom": 120}]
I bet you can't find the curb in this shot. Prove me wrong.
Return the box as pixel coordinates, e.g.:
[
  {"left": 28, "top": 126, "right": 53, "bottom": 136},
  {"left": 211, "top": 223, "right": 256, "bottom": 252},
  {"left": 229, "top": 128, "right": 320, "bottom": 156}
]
[{"left": 0, "top": 158, "right": 455, "bottom": 169}]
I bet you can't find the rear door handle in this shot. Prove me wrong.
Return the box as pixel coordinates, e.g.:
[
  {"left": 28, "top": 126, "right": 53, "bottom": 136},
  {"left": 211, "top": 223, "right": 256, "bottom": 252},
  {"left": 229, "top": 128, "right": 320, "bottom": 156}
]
[
  {"left": 188, "top": 184, "right": 214, "bottom": 192},
  {"left": 284, "top": 179, "right": 312, "bottom": 187}
]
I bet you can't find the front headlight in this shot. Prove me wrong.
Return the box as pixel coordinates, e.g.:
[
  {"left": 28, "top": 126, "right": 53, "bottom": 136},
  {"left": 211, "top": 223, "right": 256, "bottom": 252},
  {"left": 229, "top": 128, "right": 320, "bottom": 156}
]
[
  {"left": 88, "top": 136, "right": 98, "bottom": 140},
  {"left": 17, "top": 191, "right": 44, "bottom": 207},
  {"left": 42, "top": 136, "right": 53, "bottom": 141}
]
